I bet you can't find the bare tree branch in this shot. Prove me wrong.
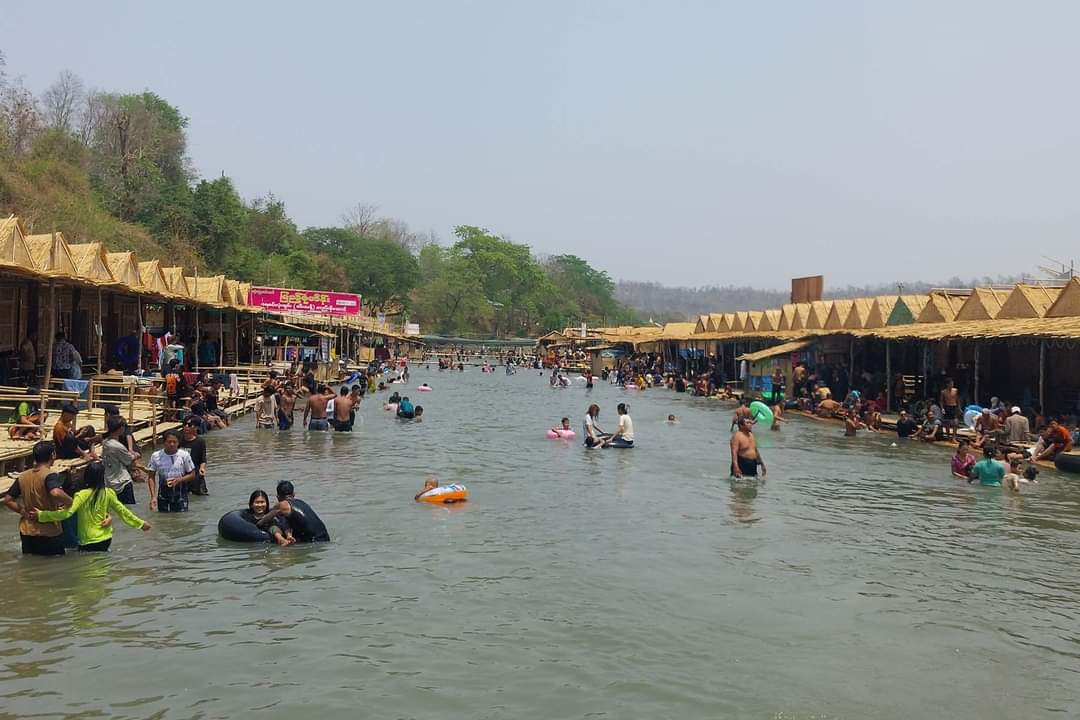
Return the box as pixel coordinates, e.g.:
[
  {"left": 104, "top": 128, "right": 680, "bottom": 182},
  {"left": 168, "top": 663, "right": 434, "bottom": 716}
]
[{"left": 41, "top": 70, "right": 84, "bottom": 131}]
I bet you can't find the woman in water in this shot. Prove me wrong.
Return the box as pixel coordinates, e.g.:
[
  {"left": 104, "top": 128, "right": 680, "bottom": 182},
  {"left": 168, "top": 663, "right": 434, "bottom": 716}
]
[
  {"left": 245, "top": 490, "right": 293, "bottom": 546},
  {"left": 31, "top": 462, "right": 151, "bottom": 552},
  {"left": 582, "top": 404, "right": 609, "bottom": 448},
  {"left": 604, "top": 403, "right": 635, "bottom": 448},
  {"left": 951, "top": 440, "right": 976, "bottom": 479}
]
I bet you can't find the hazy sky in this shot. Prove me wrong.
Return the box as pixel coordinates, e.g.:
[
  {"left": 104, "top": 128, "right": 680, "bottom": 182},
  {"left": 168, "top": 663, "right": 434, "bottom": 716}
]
[{"left": 4, "top": 1, "right": 1079, "bottom": 289}]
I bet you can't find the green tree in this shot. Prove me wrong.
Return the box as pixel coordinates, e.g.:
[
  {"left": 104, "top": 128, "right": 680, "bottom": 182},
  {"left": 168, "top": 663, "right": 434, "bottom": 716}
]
[{"left": 191, "top": 177, "right": 245, "bottom": 268}]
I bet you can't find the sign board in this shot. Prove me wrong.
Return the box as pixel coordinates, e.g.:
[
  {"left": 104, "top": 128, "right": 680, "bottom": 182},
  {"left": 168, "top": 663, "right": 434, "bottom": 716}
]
[
  {"left": 791, "top": 275, "right": 824, "bottom": 304},
  {"left": 248, "top": 286, "right": 361, "bottom": 316},
  {"left": 404, "top": 323, "right": 420, "bottom": 336}
]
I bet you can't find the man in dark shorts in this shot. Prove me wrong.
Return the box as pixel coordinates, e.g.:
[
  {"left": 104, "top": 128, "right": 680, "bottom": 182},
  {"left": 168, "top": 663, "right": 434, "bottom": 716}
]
[
  {"left": 730, "top": 417, "right": 766, "bottom": 478},
  {"left": 940, "top": 380, "right": 959, "bottom": 440},
  {"left": 0, "top": 441, "right": 72, "bottom": 555},
  {"left": 180, "top": 418, "right": 209, "bottom": 495}
]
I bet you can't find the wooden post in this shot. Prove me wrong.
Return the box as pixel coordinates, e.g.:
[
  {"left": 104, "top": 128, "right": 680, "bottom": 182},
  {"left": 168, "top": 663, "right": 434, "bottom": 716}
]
[
  {"left": 1039, "top": 339, "right": 1046, "bottom": 412},
  {"left": 973, "top": 343, "right": 980, "bottom": 406},
  {"left": 218, "top": 311, "right": 224, "bottom": 368},
  {"left": 848, "top": 337, "right": 855, "bottom": 383},
  {"left": 136, "top": 296, "right": 144, "bottom": 372},
  {"left": 127, "top": 381, "right": 135, "bottom": 423},
  {"left": 150, "top": 390, "right": 157, "bottom": 449},
  {"left": 885, "top": 340, "right": 892, "bottom": 411},
  {"left": 194, "top": 306, "right": 201, "bottom": 370},
  {"left": 96, "top": 289, "right": 103, "bottom": 376},
  {"left": 43, "top": 281, "right": 56, "bottom": 389}
]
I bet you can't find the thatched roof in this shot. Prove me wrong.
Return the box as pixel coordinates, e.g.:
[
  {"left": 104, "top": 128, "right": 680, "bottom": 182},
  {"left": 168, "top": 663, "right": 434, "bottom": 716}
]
[
  {"left": 661, "top": 322, "right": 697, "bottom": 340},
  {"left": 187, "top": 275, "right": 228, "bottom": 306},
  {"left": 238, "top": 282, "right": 252, "bottom": 306},
  {"left": 730, "top": 312, "right": 748, "bottom": 331},
  {"left": 757, "top": 309, "right": 782, "bottom": 331},
  {"left": 67, "top": 242, "right": 117, "bottom": 284},
  {"left": 823, "top": 299, "right": 854, "bottom": 329},
  {"left": 744, "top": 310, "right": 764, "bottom": 331},
  {"left": 0, "top": 216, "right": 38, "bottom": 272},
  {"left": 787, "top": 303, "right": 812, "bottom": 331},
  {"left": 24, "top": 232, "right": 78, "bottom": 276},
  {"left": 106, "top": 252, "right": 143, "bottom": 290},
  {"left": 887, "top": 295, "right": 928, "bottom": 326},
  {"left": 865, "top": 296, "right": 898, "bottom": 329},
  {"left": 804, "top": 300, "right": 833, "bottom": 330},
  {"left": 843, "top": 297, "right": 875, "bottom": 329},
  {"left": 777, "top": 304, "right": 797, "bottom": 331},
  {"left": 856, "top": 315, "right": 1080, "bottom": 341},
  {"left": 223, "top": 279, "right": 245, "bottom": 308},
  {"left": 1045, "top": 278, "right": 1080, "bottom": 318},
  {"left": 161, "top": 267, "right": 191, "bottom": 298},
  {"left": 997, "top": 284, "right": 1061, "bottom": 319},
  {"left": 694, "top": 314, "right": 710, "bottom": 334},
  {"left": 916, "top": 292, "right": 966, "bottom": 324},
  {"left": 138, "top": 260, "right": 173, "bottom": 296},
  {"left": 738, "top": 339, "right": 813, "bottom": 363},
  {"left": 954, "top": 287, "right": 1007, "bottom": 321}
]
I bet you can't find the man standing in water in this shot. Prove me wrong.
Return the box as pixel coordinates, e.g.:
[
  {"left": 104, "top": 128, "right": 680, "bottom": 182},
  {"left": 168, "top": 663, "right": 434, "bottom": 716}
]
[
  {"left": 940, "top": 379, "right": 960, "bottom": 441},
  {"left": 303, "top": 384, "right": 334, "bottom": 431},
  {"left": 730, "top": 417, "right": 766, "bottom": 478},
  {"left": 1, "top": 441, "right": 72, "bottom": 556},
  {"left": 332, "top": 386, "right": 355, "bottom": 432}
]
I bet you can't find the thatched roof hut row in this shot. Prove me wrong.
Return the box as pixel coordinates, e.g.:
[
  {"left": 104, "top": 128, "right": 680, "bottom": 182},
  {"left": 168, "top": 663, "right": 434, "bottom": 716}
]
[
  {"left": 1, "top": 215, "right": 253, "bottom": 310},
  {"left": 643, "top": 280, "right": 1080, "bottom": 344}
]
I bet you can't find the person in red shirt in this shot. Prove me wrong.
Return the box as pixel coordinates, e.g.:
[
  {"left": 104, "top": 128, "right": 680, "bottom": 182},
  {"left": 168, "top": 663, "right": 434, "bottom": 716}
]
[{"left": 1035, "top": 418, "right": 1073, "bottom": 462}]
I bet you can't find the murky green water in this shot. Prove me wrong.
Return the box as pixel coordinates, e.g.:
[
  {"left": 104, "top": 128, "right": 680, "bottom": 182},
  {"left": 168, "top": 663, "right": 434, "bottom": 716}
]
[{"left": 2, "top": 368, "right": 1079, "bottom": 719}]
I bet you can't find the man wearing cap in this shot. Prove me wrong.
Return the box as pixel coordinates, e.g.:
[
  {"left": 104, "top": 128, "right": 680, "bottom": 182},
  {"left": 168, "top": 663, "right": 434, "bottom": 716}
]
[{"left": 1005, "top": 407, "right": 1030, "bottom": 443}]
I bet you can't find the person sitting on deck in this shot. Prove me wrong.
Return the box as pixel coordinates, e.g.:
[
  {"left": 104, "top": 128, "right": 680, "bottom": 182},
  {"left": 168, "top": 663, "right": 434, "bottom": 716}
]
[
  {"left": 952, "top": 440, "right": 976, "bottom": 479},
  {"left": 915, "top": 406, "right": 944, "bottom": 442},
  {"left": 1034, "top": 418, "right": 1073, "bottom": 462},
  {"left": 815, "top": 397, "right": 842, "bottom": 418},
  {"left": 972, "top": 408, "right": 1000, "bottom": 449},
  {"left": 8, "top": 386, "right": 46, "bottom": 440},
  {"left": 1005, "top": 406, "right": 1030, "bottom": 443},
  {"left": 53, "top": 403, "right": 96, "bottom": 461}
]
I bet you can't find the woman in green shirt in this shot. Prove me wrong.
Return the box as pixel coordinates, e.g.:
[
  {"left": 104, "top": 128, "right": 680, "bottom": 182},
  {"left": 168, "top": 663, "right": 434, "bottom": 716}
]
[
  {"left": 32, "top": 462, "right": 151, "bottom": 552},
  {"left": 968, "top": 446, "right": 1006, "bottom": 487}
]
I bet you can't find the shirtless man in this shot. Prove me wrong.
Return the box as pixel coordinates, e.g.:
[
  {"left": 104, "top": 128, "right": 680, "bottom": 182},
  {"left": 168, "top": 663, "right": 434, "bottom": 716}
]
[
  {"left": 730, "top": 399, "right": 751, "bottom": 432},
  {"left": 815, "top": 397, "right": 842, "bottom": 418},
  {"left": 278, "top": 384, "right": 297, "bottom": 430},
  {"left": 332, "top": 386, "right": 355, "bottom": 432},
  {"left": 303, "top": 384, "right": 335, "bottom": 431},
  {"left": 940, "top": 380, "right": 960, "bottom": 440},
  {"left": 730, "top": 417, "right": 766, "bottom": 478},
  {"left": 972, "top": 408, "right": 999, "bottom": 449}
]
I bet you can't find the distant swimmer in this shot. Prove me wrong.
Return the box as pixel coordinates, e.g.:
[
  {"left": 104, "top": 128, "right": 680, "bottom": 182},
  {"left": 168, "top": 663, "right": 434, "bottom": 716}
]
[
  {"left": 730, "top": 417, "right": 766, "bottom": 478},
  {"left": 667, "top": 414, "right": 678, "bottom": 424}
]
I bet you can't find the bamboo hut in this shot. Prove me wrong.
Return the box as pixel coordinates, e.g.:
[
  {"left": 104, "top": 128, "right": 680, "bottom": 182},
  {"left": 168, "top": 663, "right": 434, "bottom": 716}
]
[
  {"left": 777, "top": 304, "right": 797, "bottom": 331},
  {"left": 916, "top": 292, "right": 966, "bottom": 324},
  {"left": 997, "top": 284, "right": 1061, "bottom": 319},
  {"left": 24, "top": 232, "right": 78, "bottom": 276},
  {"left": 161, "top": 267, "right": 191, "bottom": 298},
  {"left": 138, "top": 260, "right": 173, "bottom": 297},
  {"left": 842, "top": 297, "right": 874, "bottom": 330},
  {"left": 0, "top": 216, "right": 38, "bottom": 272},
  {"left": 864, "top": 296, "right": 898, "bottom": 329},
  {"left": 693, "top": 314, "right": 710, "bottom": 334},
  {"left": 1045, "top": 277, "right": 1080, "bottom": 318},
  {"left": 886, "top": 295, "right": 928, "bottom": 326},
  {"left": 787, "top": 303, "right": 812, "bottom": 331},
  {"left": 188, "top": 275, "right": 229, "bottom": 307},
  {"left": 757, "top": 309, "right": 782, "bottom": 332},
  {"left": 954, "top": 287, "right": 1007, "bottom": 321},
  {"left": 804, "top": 300, "right": 833, "bottom": 330},
  {"left": 106, "top": 252, "right": 144, "bottom": 291},
  {"left": 823, "top": 299, "right": 855, "bottom": 330},
  {"left": 67, "top": 243, "right": 117, "bottom": 284}
]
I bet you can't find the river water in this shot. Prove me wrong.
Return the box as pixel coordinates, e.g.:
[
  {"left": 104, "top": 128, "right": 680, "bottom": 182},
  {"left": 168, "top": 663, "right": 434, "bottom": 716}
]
[{"left": 2, "top": 368, "right": 1079, "bottom": 719}]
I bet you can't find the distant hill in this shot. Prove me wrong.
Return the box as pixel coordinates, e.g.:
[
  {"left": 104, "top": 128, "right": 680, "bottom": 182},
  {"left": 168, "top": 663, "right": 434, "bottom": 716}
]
[{"left": 615, "top": 275, "right": 1035, "bottom": 321}]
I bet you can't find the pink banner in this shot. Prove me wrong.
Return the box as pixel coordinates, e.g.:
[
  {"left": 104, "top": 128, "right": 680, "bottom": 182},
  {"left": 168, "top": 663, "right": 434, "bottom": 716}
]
[{"left": 248, "top": 286, "right": 361, "bottom": 316}]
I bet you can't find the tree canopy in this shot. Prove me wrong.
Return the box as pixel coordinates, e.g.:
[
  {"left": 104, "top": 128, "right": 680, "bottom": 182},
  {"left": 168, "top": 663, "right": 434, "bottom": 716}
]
[{"left": 0, "top": 58, "right": 636, "bottom": 336}]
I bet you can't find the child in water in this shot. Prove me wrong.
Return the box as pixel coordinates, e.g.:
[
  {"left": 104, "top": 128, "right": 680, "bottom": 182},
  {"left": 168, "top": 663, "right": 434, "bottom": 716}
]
[
  {"left": 415, "top": 479, "right": 438, "bottom": 500},
  {"left": 245, "top": 489, "right": 294, "bottom": 546},
  {"left": 667, "top": 414, "right": 678, "bottom": 424},
  {"left": 551, "top": 417, "right": 572, "bottom": 433}
]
